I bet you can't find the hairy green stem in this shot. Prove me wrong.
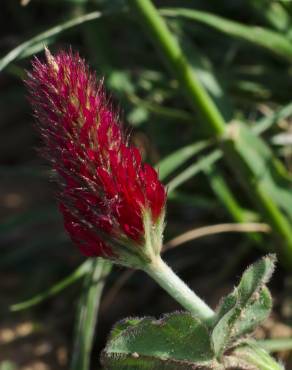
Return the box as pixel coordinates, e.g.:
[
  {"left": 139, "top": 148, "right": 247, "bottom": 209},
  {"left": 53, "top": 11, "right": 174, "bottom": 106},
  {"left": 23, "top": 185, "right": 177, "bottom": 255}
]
[
  {"left": 144, "top": 257, "right": 214, "bottom": 321},
  {"left": 128, "top": 0, "right": 292, "bottom": 264},
  {"left": 71, "top": 258, "right": 112, "bottom": 370}
]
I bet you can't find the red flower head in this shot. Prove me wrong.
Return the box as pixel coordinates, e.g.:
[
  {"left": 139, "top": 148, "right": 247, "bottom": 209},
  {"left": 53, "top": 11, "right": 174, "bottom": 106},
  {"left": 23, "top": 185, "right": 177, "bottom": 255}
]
[{"left": 26, "top": 49, "right": 166, "bottom": 266}]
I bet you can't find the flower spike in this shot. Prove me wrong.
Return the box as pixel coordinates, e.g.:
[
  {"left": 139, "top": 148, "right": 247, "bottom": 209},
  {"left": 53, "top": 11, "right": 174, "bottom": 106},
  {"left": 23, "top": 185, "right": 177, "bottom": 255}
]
[{"left": 26, "top": 49, "right": 166, "bottom": 267}]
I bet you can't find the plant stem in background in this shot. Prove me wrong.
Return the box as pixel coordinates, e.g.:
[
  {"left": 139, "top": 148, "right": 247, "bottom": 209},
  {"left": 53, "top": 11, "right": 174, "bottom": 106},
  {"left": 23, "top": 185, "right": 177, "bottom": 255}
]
[
  {"left": 204, "top": 164, "right": 265, "bottom": 246},
  {"left": 129, "top": 0, "right": 226, "bottom": 137},
  {"left": 71, "top": 258, "right": 112, "bottom": 370},
  {"left": 129, "top": 0, "right": 292, "bottom": 265},
  {"left": 144, "top": 257, "right": 214, "bottom": 321}
]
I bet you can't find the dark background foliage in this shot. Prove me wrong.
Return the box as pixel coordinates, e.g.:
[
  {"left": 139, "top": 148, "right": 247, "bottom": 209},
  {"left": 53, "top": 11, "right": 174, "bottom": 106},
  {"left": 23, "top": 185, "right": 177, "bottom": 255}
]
[{"left": 1, "top": 0, "right": 292, "bottom": 369}]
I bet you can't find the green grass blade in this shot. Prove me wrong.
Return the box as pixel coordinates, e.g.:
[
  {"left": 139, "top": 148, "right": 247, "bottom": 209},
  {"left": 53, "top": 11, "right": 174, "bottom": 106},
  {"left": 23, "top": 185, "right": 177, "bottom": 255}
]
[
  {"left": 253, "top": 102, "right": 292, "bottom": 135},
  {"left": 167, "top": 149, "right": 222, "bottom": 193},
  {"left": 161, "top": 8, "right": 292, "bottom": 61},
  {"left": 0, "top": 11, "right": 103, "bottom": 72},
  {"left": 71, "top": 258, "right": 112, "bottom": 370},
  {"left": 10, "top": 260, "right": 91, "bottom": 311},
  {"left": 128, "top": 93, "right": 194, "bottom": 123},
  {"left": 156, "top": 140, "right": 210, "bottom": 181}
]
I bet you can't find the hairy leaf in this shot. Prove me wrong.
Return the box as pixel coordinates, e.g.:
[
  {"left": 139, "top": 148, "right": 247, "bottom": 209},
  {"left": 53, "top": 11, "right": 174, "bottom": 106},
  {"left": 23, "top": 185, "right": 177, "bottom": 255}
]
[
  {"left": 102, "top": 312, "right": 214, "bottom": 370},
  {"left": 211, "top": 255, "right": 275, "bottom": 357}
]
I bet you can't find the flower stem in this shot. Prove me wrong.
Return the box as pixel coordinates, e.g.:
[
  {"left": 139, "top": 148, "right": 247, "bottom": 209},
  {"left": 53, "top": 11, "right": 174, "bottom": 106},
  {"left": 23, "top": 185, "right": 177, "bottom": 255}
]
[{"left": 144, "top": 256, "right": 214, "bottom": 321}]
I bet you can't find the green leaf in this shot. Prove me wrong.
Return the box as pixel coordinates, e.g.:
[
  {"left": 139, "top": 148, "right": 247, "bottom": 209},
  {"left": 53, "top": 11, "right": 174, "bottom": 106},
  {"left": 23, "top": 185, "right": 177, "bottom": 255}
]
[
  {"left": 102, "top": 312, "right": 214, "bottom": 370},
  {"left": 233, "top": 286, "right": 272, "bottom": 337},
  {"left": 0, "top": 11, "right": 104, "bottom": 72},
  {"left": 211, "top": 255, "right": 275, "bottom": 358},
  {"left": 215, "top": 292, "right": 238, "bottom": 323},
  {"left": 109, "top": 318, "right": 145, "bottom": 340},
  {"left": 237, "top": 255, "right": 275, "bottom": 304},
  {"left": 212, "top": 302, "right": 238, "bottom": 358},
  {"left": 156, "top": 140, "right": 210, "bottom": 181},
  {"left": 161, "top": 8, "right": 292, "bottom": 61}
]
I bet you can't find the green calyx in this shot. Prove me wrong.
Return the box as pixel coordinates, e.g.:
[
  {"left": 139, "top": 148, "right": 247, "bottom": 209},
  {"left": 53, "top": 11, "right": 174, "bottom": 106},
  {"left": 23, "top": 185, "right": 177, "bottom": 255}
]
[{"left": 107, "top": 209, "right": 165, "bottom": 270}]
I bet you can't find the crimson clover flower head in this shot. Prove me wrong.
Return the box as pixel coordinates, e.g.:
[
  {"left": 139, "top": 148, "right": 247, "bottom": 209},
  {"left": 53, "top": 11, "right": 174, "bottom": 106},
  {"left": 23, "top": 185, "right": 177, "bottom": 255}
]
[{"left": 26, "top": 49, "right": 166, "bottom": 267}]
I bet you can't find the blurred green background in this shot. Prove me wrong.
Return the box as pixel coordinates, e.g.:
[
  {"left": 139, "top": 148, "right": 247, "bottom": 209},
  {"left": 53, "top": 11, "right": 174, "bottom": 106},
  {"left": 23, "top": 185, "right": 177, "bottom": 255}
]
[{"left": 2, "top": 0, "right": 292, "bottom": 369}]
